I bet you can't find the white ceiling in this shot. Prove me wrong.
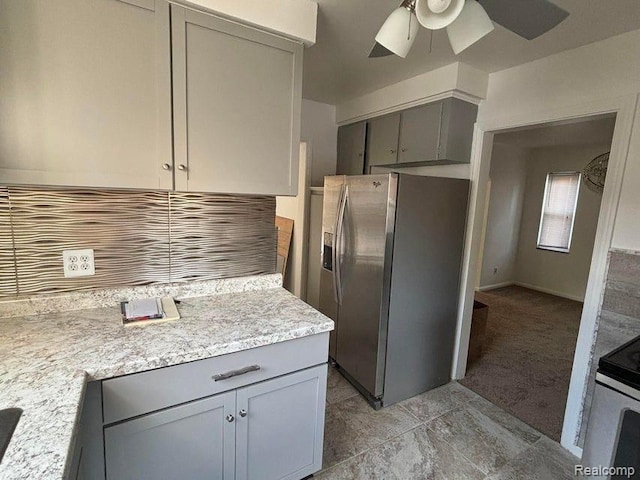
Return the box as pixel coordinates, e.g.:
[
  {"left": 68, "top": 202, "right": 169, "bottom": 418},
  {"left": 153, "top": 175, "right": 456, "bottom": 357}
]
[
  {"left": 493, "top": 115, "right": 616, "bottom": 149},
  {"left": 303, "top": 0, "right": 640, "bottom": 105}
]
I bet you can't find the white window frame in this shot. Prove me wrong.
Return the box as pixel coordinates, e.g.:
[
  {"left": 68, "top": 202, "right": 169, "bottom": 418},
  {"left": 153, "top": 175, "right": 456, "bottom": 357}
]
[{"left": 536, "top": 171, "right": 581, "bottom": 254}]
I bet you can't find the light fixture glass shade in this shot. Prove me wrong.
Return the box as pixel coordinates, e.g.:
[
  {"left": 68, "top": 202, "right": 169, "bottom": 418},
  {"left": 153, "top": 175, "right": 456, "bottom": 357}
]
[
  {"left": 415, "top": 0, "right": 465, "bottom": 30},
  {"left": 446, "top": 0, "right": 494, "bottom": 54},
  {"left": 375, "top": 7, "right": 419, "bottom": 58}
]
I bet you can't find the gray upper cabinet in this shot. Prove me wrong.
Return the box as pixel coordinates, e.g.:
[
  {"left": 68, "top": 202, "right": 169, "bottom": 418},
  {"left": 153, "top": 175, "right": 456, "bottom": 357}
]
[
  {"left": 0, "top": 0, "right": 302, "bottom": 195},
  {"left": 336, "top": 122, "right": 366, "bottom": 175},
  {"left": 438, "top": 97, "right": 479, "bottom": 165},
  {"left": 0, "top": 0, "right": 173, "bottom": 189},
  {"left": 366, "top": 114, "right": 400, "bottom": 171},
  {"left": 171, "top": 6, "right": 303, "bottom": 195},
  {"left": 104, "top": 391, "right": 236, "bottom": 480},
  {"left": 398, "top": 98, "right": 478, "bottom": 165},
  {"left": 398, "top": 102, "right": 443, "bottom": 164},
  {"left": 353, "top": 97, "right": 478, "bottom": 171}
]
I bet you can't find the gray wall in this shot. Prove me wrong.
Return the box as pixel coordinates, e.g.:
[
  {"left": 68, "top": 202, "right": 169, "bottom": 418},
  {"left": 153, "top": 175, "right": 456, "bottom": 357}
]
[
  {"left": 514, "top": 145, "right": 605, "bottom": 302},
  {"left": 480, "top": 143, "right": 607, "bottom": 302},
  {"left": 0, "top": 186, "right": 276, "bottom": 297},
  {"left": 579, "top": 249, "right": 640, "bottom": 446},
  {"left": 479, "top": 144, "right": 528, "bottom": 288}
]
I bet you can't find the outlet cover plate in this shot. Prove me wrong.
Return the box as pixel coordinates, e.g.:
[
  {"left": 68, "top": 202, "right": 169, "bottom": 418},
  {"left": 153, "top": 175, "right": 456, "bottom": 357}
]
[{"left": 63, "top": 249, "right": 95, "bottom": 278}]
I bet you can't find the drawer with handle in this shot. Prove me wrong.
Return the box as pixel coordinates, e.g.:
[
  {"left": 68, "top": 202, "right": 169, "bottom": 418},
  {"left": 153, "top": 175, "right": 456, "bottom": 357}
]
[{"left": 102, "top": 332, "right": 329, "bottom": 424}]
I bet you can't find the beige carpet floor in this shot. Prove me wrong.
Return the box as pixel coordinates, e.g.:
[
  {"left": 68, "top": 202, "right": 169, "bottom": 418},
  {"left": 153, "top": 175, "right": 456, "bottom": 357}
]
[{"left": 460, "top": 286, "right": 582, "bottom": 441}]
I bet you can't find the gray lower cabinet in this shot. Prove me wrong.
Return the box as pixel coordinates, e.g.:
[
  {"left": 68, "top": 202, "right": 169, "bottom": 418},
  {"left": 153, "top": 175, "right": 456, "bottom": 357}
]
[
  {"left": 337, "top": 122, "right": 367, "bottom": 175},
  {"left": 101, "top": 363, "right": 327, "bottom": 480},
  {"left": 69, "top": 382, "right": 105, "bottom": 480},
  {"left": 236, "top": 367, "right": 326, "bottom": 480},
  {"left": 104, "top": 391, "right": 236, "bottom": 480}
]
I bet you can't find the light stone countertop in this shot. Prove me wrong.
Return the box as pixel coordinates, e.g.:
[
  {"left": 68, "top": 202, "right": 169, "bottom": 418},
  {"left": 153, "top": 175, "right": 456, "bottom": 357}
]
[{"left": 0, "top": 275, "right": 333, "bottom": 480}]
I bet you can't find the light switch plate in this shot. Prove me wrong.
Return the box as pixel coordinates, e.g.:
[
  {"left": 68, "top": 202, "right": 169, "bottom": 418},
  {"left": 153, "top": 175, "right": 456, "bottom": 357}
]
[{"left": 62, "top": 249, "right": 95, "bottom": 277}]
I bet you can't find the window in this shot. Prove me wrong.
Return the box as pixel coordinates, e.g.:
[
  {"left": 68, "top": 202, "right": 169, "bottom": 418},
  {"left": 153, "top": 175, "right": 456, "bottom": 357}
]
[{"left": 537, "top": 172, "right": 581, "bottom": 253}]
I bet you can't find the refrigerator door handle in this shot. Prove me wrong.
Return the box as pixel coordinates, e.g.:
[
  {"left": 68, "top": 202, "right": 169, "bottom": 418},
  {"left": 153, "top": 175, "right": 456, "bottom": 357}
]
[
  {"left": 332, "top": 185, "right": 346, "bottom": 304},
  {"left": 335, "top": 185, "right": 348, "bottom": 305}
]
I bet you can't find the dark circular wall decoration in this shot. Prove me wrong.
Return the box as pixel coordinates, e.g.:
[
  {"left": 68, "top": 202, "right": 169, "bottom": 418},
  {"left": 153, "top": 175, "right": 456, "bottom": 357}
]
[{"left": 582, "top": 152, "right": 609, "bottom": 194}]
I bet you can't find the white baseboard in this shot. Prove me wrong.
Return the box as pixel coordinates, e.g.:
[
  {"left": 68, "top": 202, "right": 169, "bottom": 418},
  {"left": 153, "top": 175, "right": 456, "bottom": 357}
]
[
  {"left": 477, "top": 281, "right": 514, "bottom": 291},
  {"left": 563, "top": 442, "right": 583, "bottom": 459},
  {"left": 514, "top": 282, "right": 584, "bottom": 303}
]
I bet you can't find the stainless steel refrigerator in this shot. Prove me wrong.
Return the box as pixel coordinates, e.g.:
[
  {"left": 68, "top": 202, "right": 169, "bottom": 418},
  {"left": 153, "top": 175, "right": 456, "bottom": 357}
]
[{"left": 319, "top": 173, "right": 469, "bottom": 408}]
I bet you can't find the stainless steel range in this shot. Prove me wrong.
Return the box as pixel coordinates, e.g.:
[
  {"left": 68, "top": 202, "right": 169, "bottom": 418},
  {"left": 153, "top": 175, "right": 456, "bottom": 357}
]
[{"left": 583, "top": 335, "right": 640, "bottom": 479}]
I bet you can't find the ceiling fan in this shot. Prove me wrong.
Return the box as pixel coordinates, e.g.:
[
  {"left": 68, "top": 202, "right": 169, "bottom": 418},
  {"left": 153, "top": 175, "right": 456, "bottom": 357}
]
[{"left": 369, "top": 0, "right": 569, "bottom": 58}]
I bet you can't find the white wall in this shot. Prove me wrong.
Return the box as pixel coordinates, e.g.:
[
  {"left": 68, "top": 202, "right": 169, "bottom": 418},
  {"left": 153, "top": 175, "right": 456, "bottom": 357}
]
[
  {"left": 336, "top": 62, "right": 488, "bottom": 125},
  {"left": 301, "top": 99, "right": 338, "bottom": 187},
  {"left": 179, "top": 0, "right": 317, "bottom": 45},
  {"left": 479, "top": 143, "right": 528, "bottom": 288},
  {"left": 478, "top": 29, "right": 640, "bottom": 252},
  {"left": 514, "top": 145, "right": 606, "bottom": 302},
  {"left": 467, "top": 28, "right": 640, "bottom": 455},
  {"left": 276, "top": 143, "right": 311, "bottom": 298}
]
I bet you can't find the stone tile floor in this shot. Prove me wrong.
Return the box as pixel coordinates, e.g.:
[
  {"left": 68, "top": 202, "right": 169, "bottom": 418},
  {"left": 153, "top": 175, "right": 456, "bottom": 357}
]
[{"left": 317, "top": 366, "right": 579, "bottom": 479}]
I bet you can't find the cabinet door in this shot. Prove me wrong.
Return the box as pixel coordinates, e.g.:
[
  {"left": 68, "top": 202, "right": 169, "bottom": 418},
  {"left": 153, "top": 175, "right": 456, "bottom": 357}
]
[
  {"left": 366, "top": 114, "right": 400, "bottom": 170},
  {"left": 0, "top": 0, "right": 173, "bottom": 189},
  {"left": 104, "top": 391, "right": 236, "bottom": 480},
  {"left": 438, "top": 97, "right": 478, "bottom": 163},
  {"left": 398, "top": 102, "right": 442, "bottom": 164},
  {"left": 171, "top": 6, "right": 302, "bottom": 195},
  {"left": 236, "top": 365, "right": 327, "bottom": 480},
  {"left": 336, "top": 123, "right": 366, "bottom": 175},
  {"left": 74, "top": 382, "right": 105, "bottom": 480}
]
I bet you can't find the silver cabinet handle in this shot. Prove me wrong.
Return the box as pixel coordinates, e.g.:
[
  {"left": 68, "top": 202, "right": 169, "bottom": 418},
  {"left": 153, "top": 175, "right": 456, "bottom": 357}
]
[
  {"left": 212, "top": 364, "right": 261, "bottom": 381},
  {"left": 162, "top": 163, "right": 172, "bottom": 171},
  {"left": 390, "top": 149, "right": 396, "bottom": 154},
  {"left": 226, "top": 414, "right": 235, "bottom": 423},
  {"left": 177, "top": 164, "right": 187, "bottom": 171},
  {"left": 401, "top": 147, "right": 407, "bottom": 152},
  {"left": 239, "top": 409, "right": 247, "bottom": 418}
]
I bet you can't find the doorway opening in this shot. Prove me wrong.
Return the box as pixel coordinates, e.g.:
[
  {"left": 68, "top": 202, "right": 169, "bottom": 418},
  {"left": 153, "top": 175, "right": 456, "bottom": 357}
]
[{"left": 460, "top": 115, "right": 616, "bottom": 441}]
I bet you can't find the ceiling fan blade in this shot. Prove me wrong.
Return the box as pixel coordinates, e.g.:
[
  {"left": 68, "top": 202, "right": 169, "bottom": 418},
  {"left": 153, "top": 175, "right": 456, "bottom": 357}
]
[
  {"left": 477, "top": 0, "right": 569, "bottom": 40},
  {"left": 368, "top": 42, "right": 395, "bottom": 58}
]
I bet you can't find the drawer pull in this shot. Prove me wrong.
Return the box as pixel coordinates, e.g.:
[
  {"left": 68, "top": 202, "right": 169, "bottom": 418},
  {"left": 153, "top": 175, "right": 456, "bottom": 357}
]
[{"left": 212, "top": 364, "right": 261, "bottom": 381}]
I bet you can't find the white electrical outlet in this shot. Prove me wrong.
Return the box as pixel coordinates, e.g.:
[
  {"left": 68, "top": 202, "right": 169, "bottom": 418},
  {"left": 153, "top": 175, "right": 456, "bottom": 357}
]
[{"left": 63, "top": 249, "right": 95, "bottom": 278}]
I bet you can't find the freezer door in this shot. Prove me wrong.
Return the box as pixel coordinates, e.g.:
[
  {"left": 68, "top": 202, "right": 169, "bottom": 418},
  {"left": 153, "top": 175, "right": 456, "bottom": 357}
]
[
  {"left": 319, "top": 176, "right": 346, "bottom": 360},
  {"left": 335, "top": 174, "right": 396, "bottom": 398}
]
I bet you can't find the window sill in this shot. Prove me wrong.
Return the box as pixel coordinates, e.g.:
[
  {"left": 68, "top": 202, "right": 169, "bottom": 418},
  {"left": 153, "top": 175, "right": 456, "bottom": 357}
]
[{"left": 537, "top": 246, "right": 570, "bottom": 254}]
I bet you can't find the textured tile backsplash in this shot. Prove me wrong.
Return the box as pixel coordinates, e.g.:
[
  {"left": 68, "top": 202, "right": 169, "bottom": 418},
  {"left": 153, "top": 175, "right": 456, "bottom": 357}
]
[
  {"left": 0, "top": 186, "right": 276, "bottom": 297},
  {"left": 578, "top": 249, "right": 640, "bottom": 446}
]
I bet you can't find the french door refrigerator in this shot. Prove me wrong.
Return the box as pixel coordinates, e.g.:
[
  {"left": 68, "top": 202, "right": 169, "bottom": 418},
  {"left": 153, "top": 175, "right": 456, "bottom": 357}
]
[{"left": 319, "top": 173, "right": 469, "bottom": 408}]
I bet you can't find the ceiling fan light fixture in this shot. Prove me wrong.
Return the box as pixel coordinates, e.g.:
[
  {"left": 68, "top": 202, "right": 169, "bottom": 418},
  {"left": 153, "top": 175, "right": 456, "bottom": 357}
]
[
  {"left": 446, "top": 0, "right": 494, "bottom": 54},
  {"left": 374, "top": 4, "right": 419, "bottom": 58},
  {"left": 415, "top": 0, "right": 465, "bottom": 30}
]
